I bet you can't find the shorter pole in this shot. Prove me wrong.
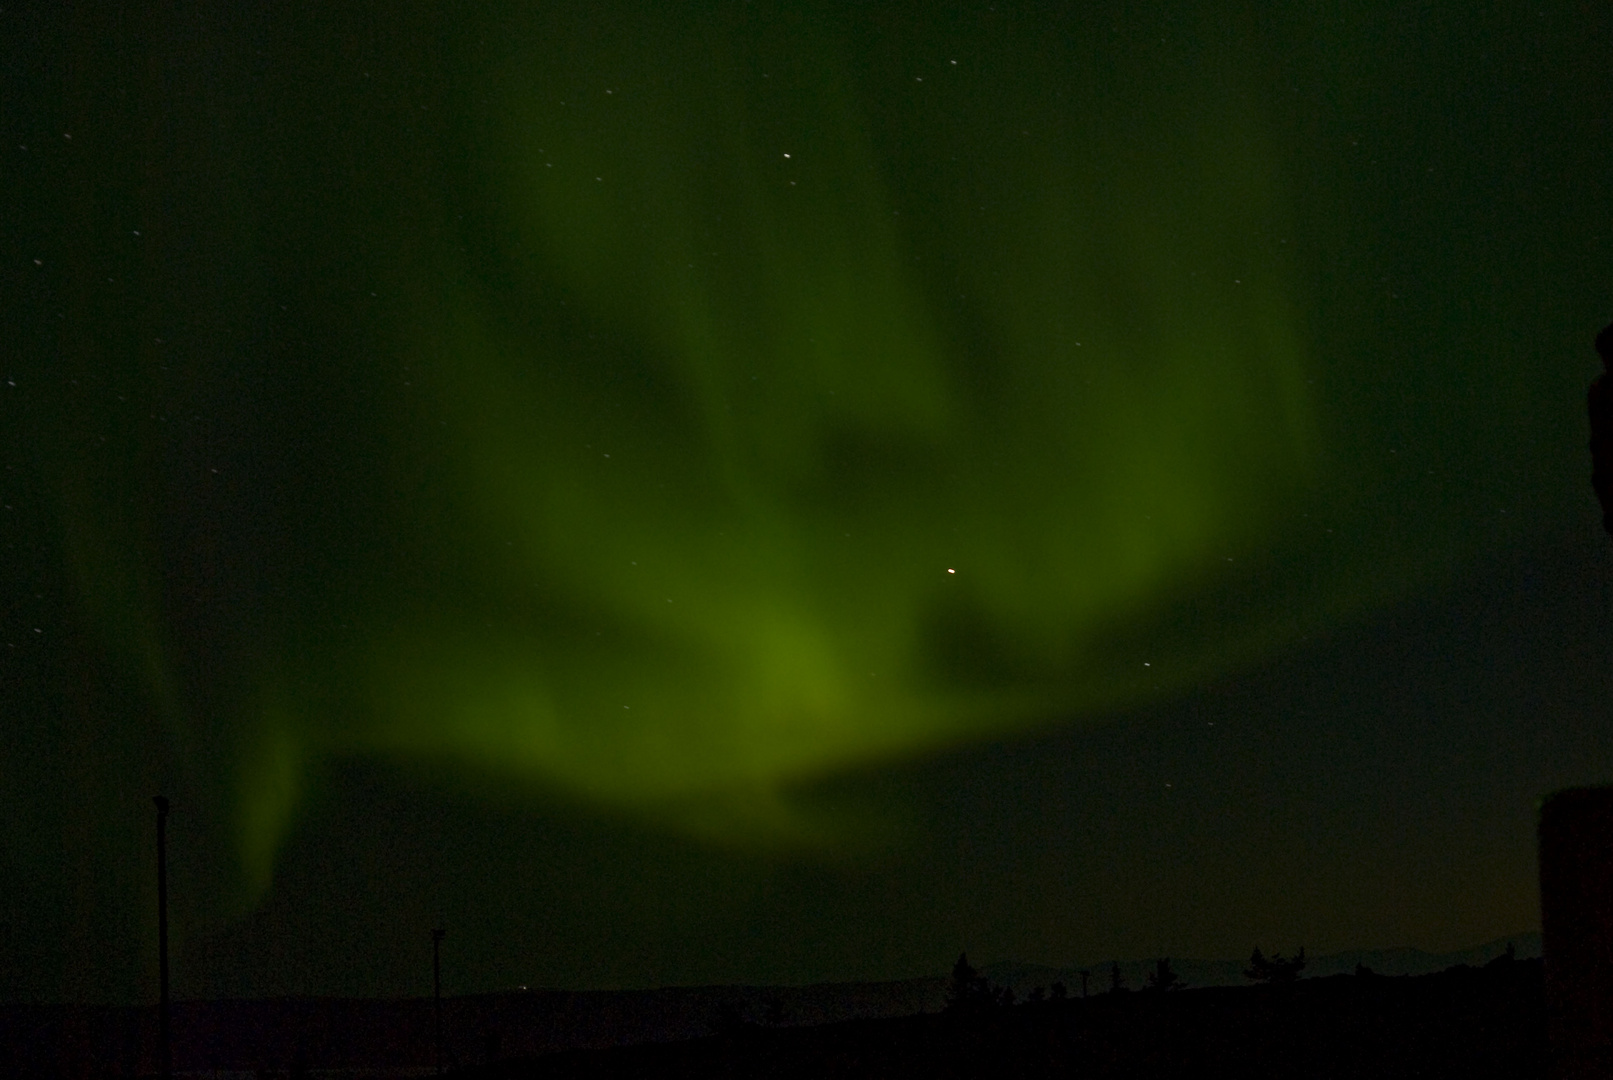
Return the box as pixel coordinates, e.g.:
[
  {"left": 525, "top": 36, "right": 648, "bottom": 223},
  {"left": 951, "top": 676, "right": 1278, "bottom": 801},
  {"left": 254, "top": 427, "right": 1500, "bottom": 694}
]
[{"left": 433, "top": 928, "right": 446, "bottom": 1076}]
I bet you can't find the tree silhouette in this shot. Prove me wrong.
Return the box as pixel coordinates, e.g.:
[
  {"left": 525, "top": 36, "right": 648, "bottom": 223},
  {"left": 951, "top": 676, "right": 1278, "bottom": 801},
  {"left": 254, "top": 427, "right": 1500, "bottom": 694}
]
[
  {"left": 1588, "top": 322, "right": 1613, "bottom": 536},
  {"left": 1244, "top": 946, "right": 1306, "bottom": 983},
  {"left": 945, "top": 953, "right": 996, "bottom": 1013},
  {"left": 1145, "top": 957, "right": 1183, "bottom": 992},
  {"left": 1109, "top": 961, "right": 1127, "bottom": 993}
]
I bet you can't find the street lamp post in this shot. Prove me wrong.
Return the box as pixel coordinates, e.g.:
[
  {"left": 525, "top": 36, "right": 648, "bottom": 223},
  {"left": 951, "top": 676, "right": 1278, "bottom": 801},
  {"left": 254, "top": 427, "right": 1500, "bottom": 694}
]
[{"left": 432, "top": 927, "right": 446, "bottom": 1076}]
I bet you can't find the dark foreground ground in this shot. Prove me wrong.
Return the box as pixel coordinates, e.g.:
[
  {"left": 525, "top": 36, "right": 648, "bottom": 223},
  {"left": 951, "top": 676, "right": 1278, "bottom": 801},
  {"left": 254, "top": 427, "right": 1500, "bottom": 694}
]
[
  {"left": 3, "top": 954, "right": 1539, "bottom": 1077},
  {"left": 460, "top": 957, "right": 1543, "bottom": 1080}
]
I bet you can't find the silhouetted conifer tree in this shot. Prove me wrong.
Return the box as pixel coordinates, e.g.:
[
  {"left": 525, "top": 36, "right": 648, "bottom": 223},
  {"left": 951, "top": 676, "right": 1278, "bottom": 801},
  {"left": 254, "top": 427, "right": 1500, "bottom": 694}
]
[
  {"left": 946, "top": 953, "right": 996, "bottom": 1013},
  {"left": 1109, "top": 961, "right": 1127, "bottom": 993},
  {"left": 1145, "top": 957, "right": 1183, "bottom": 991},
  {"left": 1588, "top": 322, "right": 1613, "bottom": 535}
]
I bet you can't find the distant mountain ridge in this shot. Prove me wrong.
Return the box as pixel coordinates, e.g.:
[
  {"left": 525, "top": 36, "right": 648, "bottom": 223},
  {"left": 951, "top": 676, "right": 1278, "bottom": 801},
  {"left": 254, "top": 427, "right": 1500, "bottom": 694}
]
[{"left": 981, "top": 932, "right": 1542, "bottom": 996}]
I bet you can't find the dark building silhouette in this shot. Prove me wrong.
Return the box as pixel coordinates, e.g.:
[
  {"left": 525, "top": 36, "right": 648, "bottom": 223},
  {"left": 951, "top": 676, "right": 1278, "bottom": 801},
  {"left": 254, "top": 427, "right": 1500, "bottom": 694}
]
[
  {"left": 1539, "top": 786, "right": 1613, "bottom": 1080},
  {"left": 1547, "top": 325, "right": 1613, "bottom": 1079}
]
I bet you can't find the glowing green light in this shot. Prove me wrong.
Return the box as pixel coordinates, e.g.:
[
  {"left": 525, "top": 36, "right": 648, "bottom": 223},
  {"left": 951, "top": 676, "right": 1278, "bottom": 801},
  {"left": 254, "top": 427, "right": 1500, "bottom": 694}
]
[{"left": 242, "top": 8, "right": 1321, "bottom": 862}]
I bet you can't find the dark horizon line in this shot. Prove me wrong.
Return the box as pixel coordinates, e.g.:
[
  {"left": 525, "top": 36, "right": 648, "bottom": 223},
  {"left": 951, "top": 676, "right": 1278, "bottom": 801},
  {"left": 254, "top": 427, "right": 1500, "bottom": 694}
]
[{"left": 3, "top": 930, "right": 1540, "bottom": 1008}]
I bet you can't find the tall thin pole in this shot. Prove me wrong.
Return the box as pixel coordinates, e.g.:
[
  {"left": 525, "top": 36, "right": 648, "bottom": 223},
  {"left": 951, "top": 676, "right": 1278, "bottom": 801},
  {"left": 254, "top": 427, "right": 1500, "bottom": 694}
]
[
  {"left": 153, "top": 796, "right": 171, "bottom": 1080},
  {"left": 432, "top": 927, "right": 445, "bottom": 1077}
]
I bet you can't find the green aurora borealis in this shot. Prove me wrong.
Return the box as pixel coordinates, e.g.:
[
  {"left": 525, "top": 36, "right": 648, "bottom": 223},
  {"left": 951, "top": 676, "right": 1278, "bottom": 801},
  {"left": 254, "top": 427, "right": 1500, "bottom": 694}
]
[
  {"left": 4, "top": 0, "right": 1612, "bottom": 1000},
  {"left": 365, "top": 6, "right": 1317, "bottom": 841}
]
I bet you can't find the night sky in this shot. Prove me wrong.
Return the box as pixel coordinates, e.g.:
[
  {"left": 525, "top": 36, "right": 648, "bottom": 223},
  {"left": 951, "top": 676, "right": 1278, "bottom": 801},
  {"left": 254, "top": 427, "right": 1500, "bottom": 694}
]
[{"left": 3, "top": 0, "right": 1611, "bottom": 1004}]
